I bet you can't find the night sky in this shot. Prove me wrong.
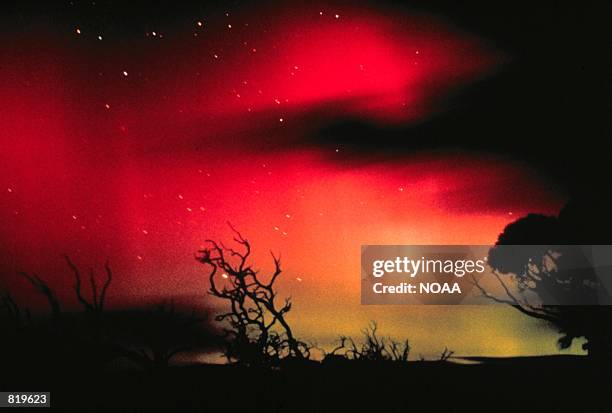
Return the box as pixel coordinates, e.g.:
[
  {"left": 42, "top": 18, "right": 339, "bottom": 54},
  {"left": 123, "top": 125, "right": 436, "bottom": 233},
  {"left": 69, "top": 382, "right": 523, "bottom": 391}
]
[{"left": 2, "top": 0, "right": 608, "bottom": 358}]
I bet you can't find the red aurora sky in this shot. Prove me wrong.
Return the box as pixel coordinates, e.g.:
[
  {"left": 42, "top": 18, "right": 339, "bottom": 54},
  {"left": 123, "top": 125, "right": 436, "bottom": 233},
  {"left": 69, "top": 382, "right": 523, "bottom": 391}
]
[{"left": 0, "top": 1, "right": 567, "bottom": 356}]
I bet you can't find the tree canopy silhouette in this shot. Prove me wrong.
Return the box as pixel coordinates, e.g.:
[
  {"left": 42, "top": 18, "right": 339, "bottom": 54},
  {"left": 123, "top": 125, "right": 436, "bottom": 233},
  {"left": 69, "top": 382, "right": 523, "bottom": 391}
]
[{"left": 474, "top": 199, "right": 612, "bottom": 361}]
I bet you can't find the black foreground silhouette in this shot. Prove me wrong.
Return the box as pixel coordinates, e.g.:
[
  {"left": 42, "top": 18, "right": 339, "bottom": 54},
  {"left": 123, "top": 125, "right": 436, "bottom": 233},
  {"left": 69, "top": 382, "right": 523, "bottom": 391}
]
[{"left": 1, "top": 201, "right": 610, "bottom": 411}]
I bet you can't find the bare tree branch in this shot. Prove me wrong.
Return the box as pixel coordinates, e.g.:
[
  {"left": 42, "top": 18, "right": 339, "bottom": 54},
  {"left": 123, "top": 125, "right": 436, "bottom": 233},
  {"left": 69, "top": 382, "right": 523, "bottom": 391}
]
[
  {"left": 63, "top": 255, "right": 112, "bottom": 312},
  {"left": 196, "top": 223, "right": 309, "bottom": 365},
  {"left": 17, "top": 272, "right": 61, "bottom": 316},
  {"left": 470, "top": 273, "right": 559, "bottom": 324}
]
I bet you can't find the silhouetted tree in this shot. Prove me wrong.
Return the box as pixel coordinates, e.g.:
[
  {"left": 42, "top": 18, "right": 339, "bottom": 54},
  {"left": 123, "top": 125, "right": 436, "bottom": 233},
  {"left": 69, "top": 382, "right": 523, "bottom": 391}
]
[
  {"left": 473, "top": 199, "right": 612, "bottom": 361},
  {"left": 1, "top": 260, "right": 116, "bottom": 371},
  {"left": 196, "top": 223, "right": 310, "bottom": 366},
  {"left": 1, "top": 256, "right": 214, "bottom": 372},
  {"left": 64, "top": 254, "right": 112, "bottom": 312},
  {"left": 324, "top": 322, "right": 410, "bottom": 363}
]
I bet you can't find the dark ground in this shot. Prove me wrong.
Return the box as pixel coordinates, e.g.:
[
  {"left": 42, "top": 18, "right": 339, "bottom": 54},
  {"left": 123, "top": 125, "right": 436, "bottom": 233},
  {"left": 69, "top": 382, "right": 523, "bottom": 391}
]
[{"left": 2, "top": 356, "right": 609, "bottom": 412}]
